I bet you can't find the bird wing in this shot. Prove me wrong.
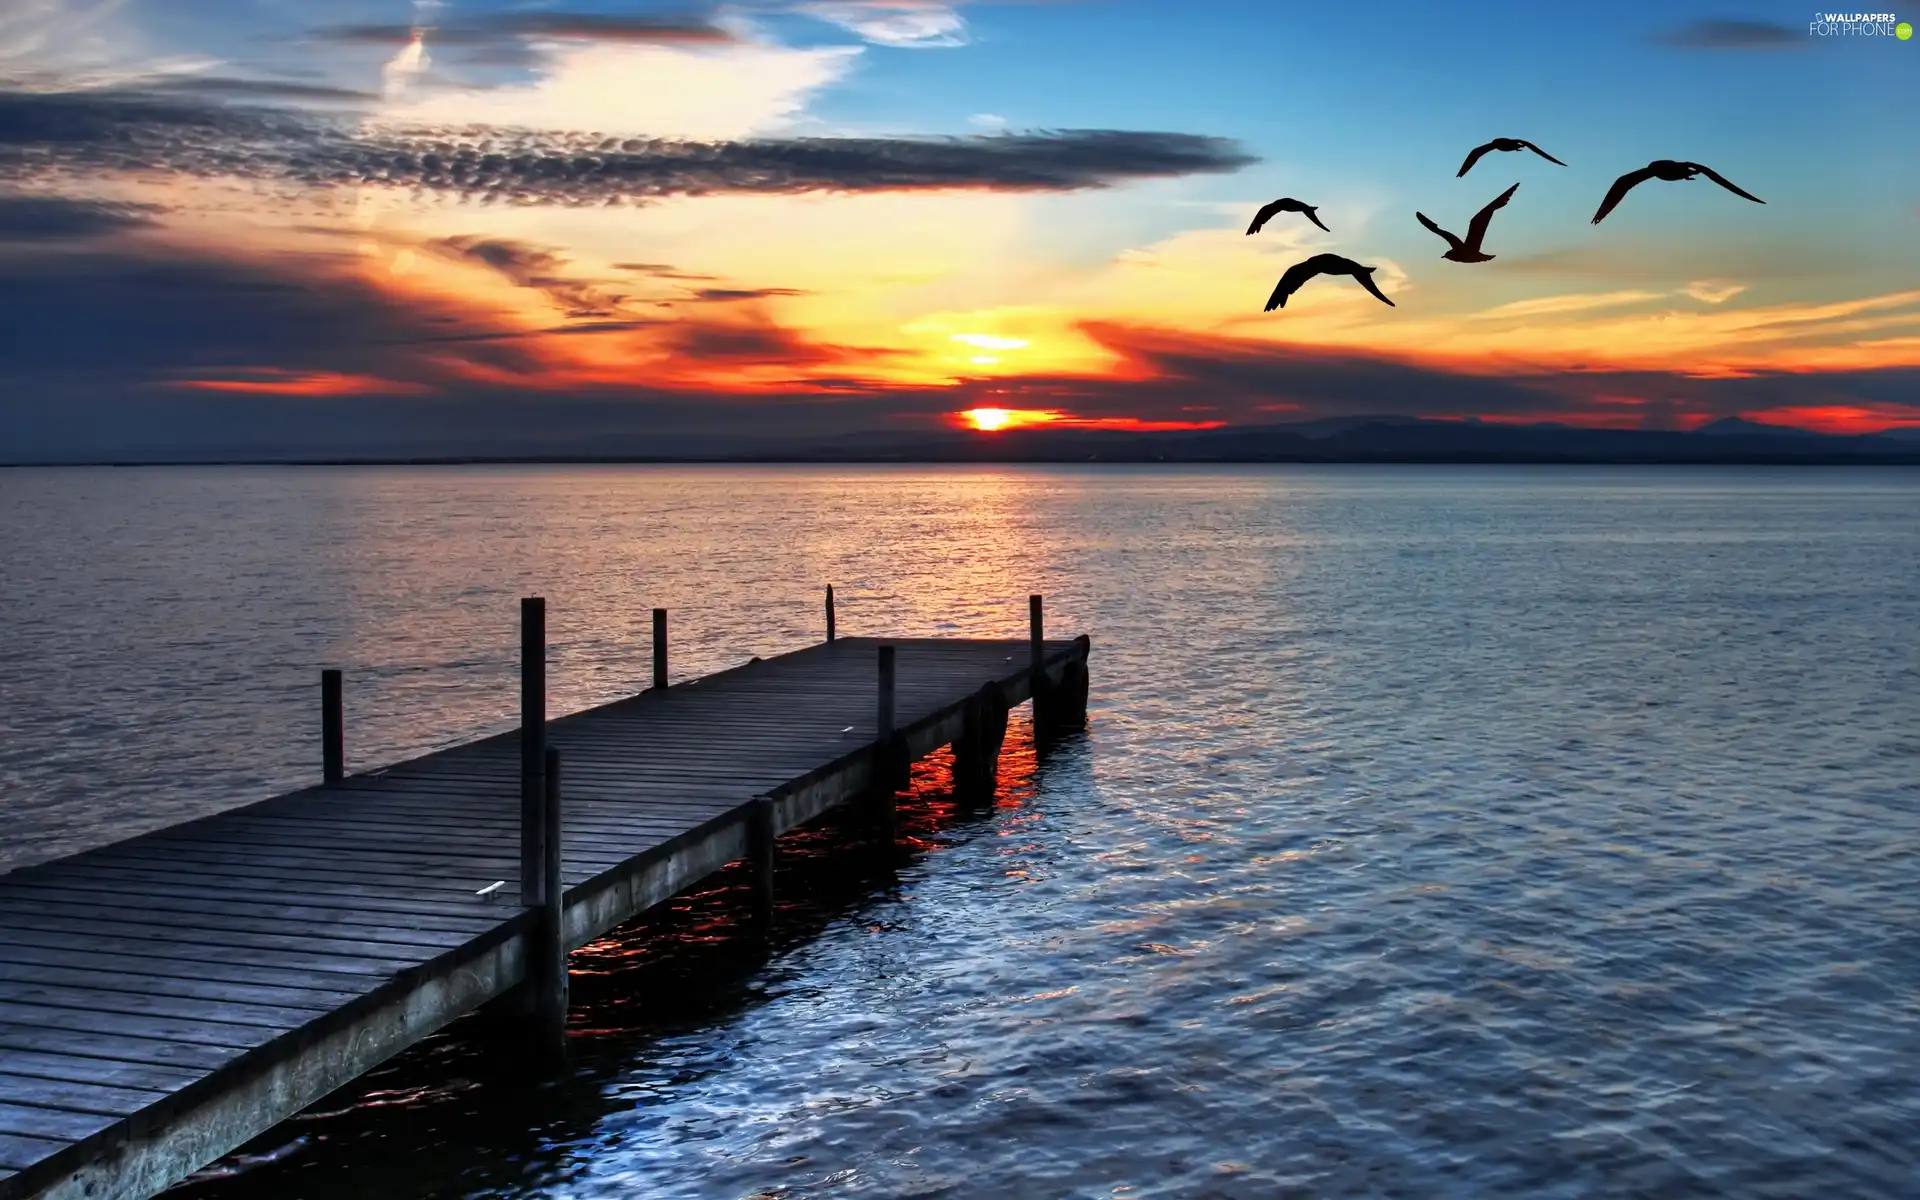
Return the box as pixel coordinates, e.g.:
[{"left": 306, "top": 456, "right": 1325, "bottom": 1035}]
[
  {"left": 1689, "top": 163, "right": 1765, "bottom": 205},
  {"left": 1352, "top": 271, "right": 1396, "bottom": 308},
  {"left": 1591, "top": 164, "right": 1658, "bottom": 225},
  {"left": 1303, "top": 206, "right": 1330, "bottom": 232},
  {"left": 1416, "top": 211, "right": 1463, "bottom": 251},
  {"left": 1518, "top": 140, "right": 1566, "bottom": 166},
  {"left": 1457, "top": 141, "right": 1496, "bottom": 178},
  {"left": 1247, "top": 198, "right": 1284, "bottom": 235},
  {"left": 1465, "top": 182, "right": 1520, "bottom": 247},
  {"left": 1264, "top": 259, "right": 1324, "bottom": 311}
]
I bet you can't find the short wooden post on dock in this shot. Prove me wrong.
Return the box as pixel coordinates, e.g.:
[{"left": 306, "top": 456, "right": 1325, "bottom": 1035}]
[
  {"left": 520, "top": 597, "right": 547, "bottom": 909},
  {"left": 749, "top": 794, "right": 776, "bottom": 925},
  {"left": 874, "top": 644, "right": 898, "bottom": 846},
  {"left": 652, "top": 607, "right": 668, "bottom": 689},
  {"left": 1029, "top": 593, "right": 1052, "bottom": 734},
  {"left": 533, "top": 745, "right": 568, "bottom": 1064},
  {"left": 320, "top": 668, "right": 343, "bottom": 784},
  {"left": 825, "top": 584, "right": 836, "bottom": 642}
]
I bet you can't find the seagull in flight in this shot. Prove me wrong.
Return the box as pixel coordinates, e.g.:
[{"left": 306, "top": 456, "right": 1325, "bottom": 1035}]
[
  {"left": 1591, "top": 159, "right": 1765, "bottom": 224},
  {"left": 1246, "top": 197, "right": 1330, "bottom": 235},
  {"left": 1265, "top": 254, "right": 1395, "bottom": 311},
  {"left": 1457, "top": 137, "right": 1565, "bottom": 178},
  {"left": 1416, "top": 182, "right": 1520, "bottom": 264}
]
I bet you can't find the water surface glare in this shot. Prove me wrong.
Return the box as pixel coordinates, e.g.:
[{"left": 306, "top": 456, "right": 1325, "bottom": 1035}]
[{"left": 2, "top": 465, "right": 1917, "bottom": 1198}]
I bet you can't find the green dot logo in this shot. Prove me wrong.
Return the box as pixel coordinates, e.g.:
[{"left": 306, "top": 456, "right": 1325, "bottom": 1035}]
[{"left": 1899, "top": 20, "right": 1913, "bottom": 38}]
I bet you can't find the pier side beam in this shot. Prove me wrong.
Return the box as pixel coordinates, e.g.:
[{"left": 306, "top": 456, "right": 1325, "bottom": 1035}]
[{"left": 825, "top": 584, "right": 836, "bottom": 642}]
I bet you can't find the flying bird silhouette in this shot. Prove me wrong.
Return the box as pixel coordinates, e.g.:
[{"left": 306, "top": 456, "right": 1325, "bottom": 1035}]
[
  {"left": 1264, "top": 254, "right": 1395, "bottom": 311},
  {"left": 1457, "top": 137, "right": 1565, "bottom": 178},
  {"left": 1247, "top": 197, "right": 1330, "bottom": 235},
  {"left": 1591, "top": 160, "right": 1765, "bottom": 225},
  {"left": 1416, "top": 182, "right": 1520, "bottom": 264}
]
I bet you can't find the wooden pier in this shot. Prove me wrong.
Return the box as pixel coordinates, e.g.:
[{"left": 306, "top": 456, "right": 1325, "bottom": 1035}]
[{"left": 0, "top": 592, "right": 1092, "bottom": 1200}]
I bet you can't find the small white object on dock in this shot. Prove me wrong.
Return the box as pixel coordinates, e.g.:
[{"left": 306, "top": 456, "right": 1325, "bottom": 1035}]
[{"left": 476, "top": 880, "right": 506, "bottom": 901}]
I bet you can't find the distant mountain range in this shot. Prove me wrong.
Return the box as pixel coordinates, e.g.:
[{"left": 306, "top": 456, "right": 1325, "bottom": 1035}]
[
  {"left": 9, "top": 415, "right": 1920, "bottom": 466},
  {"left": 730, "top": 416, "right": 1920, "bottom": 466}
]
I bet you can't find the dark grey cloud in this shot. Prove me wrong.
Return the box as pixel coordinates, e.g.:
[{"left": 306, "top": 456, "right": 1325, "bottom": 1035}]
[
  {"left": 0, "top": 87, "right": 1259, "bottom": 206},
  {"left": 141, "top": 76, "right": 379, "bottom": 103},
  {"left": 1655, "top": 19, "right": 1804, "bottom": 49},
  {"left": 312, "top": 12, "right": 737, "bottom": 47},
  {"left": 1074, "top": 322, "right": 1566, "bottom": 420},
  {"left": 614, "top": 262, "right": 718, "bottom": 281},
  {"left": 427, "top": 235, "right": 629, "bottom": 316},
  {"left": 0, "top": 195, "right": 158, "bottom": 241},
  {"left": 691, "top": 286, "right": 809, "bottom": 301},
  {"left": 0, "top": 241, "right": 540, "bottom": 383}
]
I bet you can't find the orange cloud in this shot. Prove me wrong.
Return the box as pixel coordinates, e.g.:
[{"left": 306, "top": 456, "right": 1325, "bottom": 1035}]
[
  {"left": 1742, "top": 404, "right": 1920, "bottom": 435},
  {"left": 168, "top": 370, "right": 435, "bottom": 396}
]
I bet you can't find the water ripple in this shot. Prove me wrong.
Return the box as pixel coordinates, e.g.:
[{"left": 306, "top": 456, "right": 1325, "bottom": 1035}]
[{"left": 2, "top": 464, "right": 1916, "bottom": 1198}]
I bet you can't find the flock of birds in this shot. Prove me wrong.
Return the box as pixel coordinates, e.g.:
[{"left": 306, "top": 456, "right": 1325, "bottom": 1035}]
[{"left": 1247, "top": 137, "right": 1766, "bottom": 312}]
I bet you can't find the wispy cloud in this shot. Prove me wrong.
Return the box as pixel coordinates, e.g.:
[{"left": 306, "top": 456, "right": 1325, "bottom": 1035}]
[
  {"left": 1684, "top": 280, "right": 1746, "bottom": 304},
  {"left": 1471, "top": 290, "right": 1668, "bottom": 319},
  {"left": 1654, "top": 19, "right": 1804, "bottom": 49},
  {"left": 799, "top": 1, "right": 970, "bottom": 48},
  {"left": 0, "top": 87, "right": 1259, "bottom": 205}
]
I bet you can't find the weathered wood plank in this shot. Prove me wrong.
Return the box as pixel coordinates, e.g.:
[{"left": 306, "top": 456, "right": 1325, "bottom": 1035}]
[
  {"left": 0, "top": 929, "right": 412, "bottom": 982},
  {"left": 0, "top": 1003, "right": 294, "bottom": 1052},
  {"left": 0, "top": 1021, "right": 252, "bottom": 1072},
  {"left": 0, "top": 1074, "right": 162, "bottom": 1124},
  {"left": 0, "top": 1133, "right": 67, "bottom": 1173},
  {"left": 0, "top": 983, "right": 333, "bottom": 1031},
  {"left": 0, "top": 965, "right": 358, "bottom": 1018},
  {"left": 0, "top": 1101, "right": 119, "bottom": 1146},
  {"left": 0, "top": 945, "right": 391, "bottom": 999},
  {"left": 0, "top": 1053, "right": 200, "bottom": 1097}
]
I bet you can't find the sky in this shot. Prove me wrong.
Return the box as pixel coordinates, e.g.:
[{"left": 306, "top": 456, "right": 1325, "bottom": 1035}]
[{"left": 1, "top": 0, "right": 1917, "bottom": 459}]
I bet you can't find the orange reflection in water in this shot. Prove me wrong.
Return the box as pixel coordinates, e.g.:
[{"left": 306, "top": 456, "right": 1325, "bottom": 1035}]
[{"left": 565, "top": 709, "right": 1042, "bottom": 1038}]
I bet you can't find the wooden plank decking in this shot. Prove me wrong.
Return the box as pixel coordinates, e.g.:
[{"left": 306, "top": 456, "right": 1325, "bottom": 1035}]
[{"left": 0, "top": 631, "right": 1091, "bottom": 1200}]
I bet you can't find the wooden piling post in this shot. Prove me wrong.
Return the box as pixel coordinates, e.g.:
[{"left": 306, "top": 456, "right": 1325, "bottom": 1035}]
[
  {"left": 749, "top": 794, "right": 776, "bottom": 926},
  {"left": 533, "top": 745, "right": 568, "bottom": 1064},
  {"left": 1061, "top": 634, "right": 1092, "bottom": 727},
  {"left": 825, "top": 585, "right": 836, "bottom": 642},
  {"left": 652, "top": 607, "right": 668, "bottom": 690},
  {"left": 875, "top": 644, "right": 898, "bottom": 846},
  {"left": 321, "top": 669, "right": 343, "bottom": 785},
  {"left": 1029, "top": 593, "right": 1051, "bottom": 735},
  {"left": 520, "top": 597, "right": 546, "bottom": 909},
  {"left": 955, "top": 680, "right": 1009, "bottom": 806}
]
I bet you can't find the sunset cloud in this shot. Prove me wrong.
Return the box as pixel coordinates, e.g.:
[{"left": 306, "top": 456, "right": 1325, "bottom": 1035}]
[
  {"left": 0, "top": 87, "right": 1258, "bottom": 206},
  {"left": 1, "top": 0, "right": 1912, "bottom": 459}
]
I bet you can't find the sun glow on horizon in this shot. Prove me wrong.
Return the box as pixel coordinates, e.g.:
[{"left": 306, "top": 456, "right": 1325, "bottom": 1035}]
[{"left": 960, "top": 407, "right": 1058, "bottom": 431}]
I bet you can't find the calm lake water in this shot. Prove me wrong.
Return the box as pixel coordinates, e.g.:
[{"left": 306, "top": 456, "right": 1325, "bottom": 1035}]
[{"left": 3, "top": 464, "right": 1918, "bottom": 1198}]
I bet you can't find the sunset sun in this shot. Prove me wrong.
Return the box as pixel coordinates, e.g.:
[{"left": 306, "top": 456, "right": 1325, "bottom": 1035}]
[{"left": 959, "top": 407, "right": 1062, "bottom": 432}]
